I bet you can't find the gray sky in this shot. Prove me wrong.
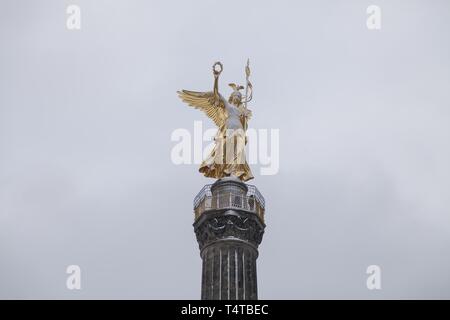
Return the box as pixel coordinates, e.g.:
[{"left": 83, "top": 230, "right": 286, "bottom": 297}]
[{"left": 1, "top": 0, "right": 450, "bottom": 299}]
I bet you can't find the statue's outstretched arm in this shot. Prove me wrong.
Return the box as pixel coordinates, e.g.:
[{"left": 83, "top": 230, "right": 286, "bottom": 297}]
[
  {"left": 213, "top": 74, "right": 219, "bottom": 98},
  {"left": 212, "top": 62, "right": 223, "bottom": 99}
]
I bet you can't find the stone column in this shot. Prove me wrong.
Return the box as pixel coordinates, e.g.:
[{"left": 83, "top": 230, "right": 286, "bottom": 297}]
[{"left": 193, "top": 177, "right": 265, "bottom": 300}]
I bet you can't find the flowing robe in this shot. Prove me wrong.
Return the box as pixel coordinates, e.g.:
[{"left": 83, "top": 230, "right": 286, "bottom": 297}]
[{"left": 199, "top": 101, "right": 253, "bottom": 181}]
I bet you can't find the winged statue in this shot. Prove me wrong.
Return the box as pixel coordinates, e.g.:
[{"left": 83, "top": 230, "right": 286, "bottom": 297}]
[{"left": 177, "top": 61, "right": 254, "bottom": 181}]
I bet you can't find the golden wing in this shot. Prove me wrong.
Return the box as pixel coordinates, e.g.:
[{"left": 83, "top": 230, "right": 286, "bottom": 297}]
[{"left": 177, "top": 90, "right": 226, "bottom": 127}]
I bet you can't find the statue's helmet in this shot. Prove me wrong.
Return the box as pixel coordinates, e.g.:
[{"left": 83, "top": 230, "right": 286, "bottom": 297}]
[{"left": 228, "top": 83, "right": 244, "bottom": 105}]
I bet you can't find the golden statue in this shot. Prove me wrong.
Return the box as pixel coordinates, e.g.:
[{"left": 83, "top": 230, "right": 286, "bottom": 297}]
[{"left": 178, "top": 60, "right": 254, "bottom": 181}]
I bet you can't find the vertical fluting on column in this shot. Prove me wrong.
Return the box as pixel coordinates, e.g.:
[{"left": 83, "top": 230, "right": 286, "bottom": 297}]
[
  {"left": 194, "top": 177, "right": 265, "bottom": 300},
  {"left": 200, "top": 242, "right": 259, "bottom": 300}
]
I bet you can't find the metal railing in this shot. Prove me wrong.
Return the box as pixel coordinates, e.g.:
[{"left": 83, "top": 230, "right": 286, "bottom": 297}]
[{"left": 194, "top": 184, "right": 265, "bottom": 222}]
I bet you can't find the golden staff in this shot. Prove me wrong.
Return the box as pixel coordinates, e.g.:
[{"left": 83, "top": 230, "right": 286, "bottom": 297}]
[{"left": 243, "top": 59, "right": 253, "bottom": 132}]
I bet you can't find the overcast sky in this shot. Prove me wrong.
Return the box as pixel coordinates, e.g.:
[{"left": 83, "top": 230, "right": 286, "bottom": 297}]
[{"left": 1, "top": 0, "right": 450, "bottom": 299}]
